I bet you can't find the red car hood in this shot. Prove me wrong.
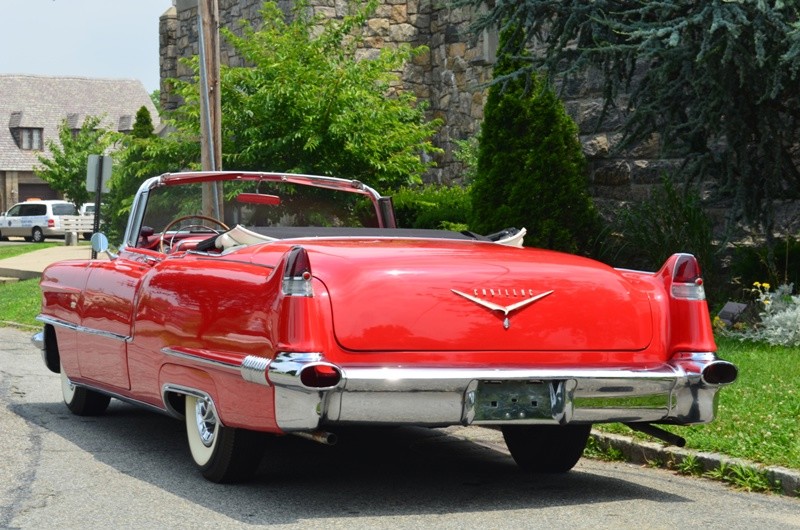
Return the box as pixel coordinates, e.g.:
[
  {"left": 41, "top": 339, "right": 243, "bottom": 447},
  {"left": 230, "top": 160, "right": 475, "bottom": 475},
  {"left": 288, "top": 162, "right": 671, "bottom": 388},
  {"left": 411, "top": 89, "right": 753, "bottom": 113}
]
[{"left": 256, "top": 239, "right": 653, "bottom": 352}]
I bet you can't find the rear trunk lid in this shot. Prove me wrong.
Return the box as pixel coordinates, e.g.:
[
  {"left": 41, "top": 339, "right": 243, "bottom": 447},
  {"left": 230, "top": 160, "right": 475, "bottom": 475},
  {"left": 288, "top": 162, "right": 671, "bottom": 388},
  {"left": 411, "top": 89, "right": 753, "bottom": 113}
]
[{"left": 294, "top": 239, "right": 653, "bottom": 353}]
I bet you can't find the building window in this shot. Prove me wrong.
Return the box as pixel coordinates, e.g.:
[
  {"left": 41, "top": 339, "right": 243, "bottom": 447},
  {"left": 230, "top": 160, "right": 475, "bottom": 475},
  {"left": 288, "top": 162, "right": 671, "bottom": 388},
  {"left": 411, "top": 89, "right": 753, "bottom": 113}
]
[{"left": 20, "top": 128, "right": 43, "bottom": 150}]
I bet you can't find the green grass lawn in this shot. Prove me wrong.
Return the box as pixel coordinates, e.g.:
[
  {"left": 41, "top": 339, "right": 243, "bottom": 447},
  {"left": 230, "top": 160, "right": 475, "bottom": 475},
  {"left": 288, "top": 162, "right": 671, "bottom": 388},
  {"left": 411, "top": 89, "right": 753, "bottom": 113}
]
[
  {"left": 593, "top": 335, "right": 800, "bottom": 470},
  {"left": 0, "top": 272, "right": 797, "bottom": 469},
  {"left": 0, "top": 278, "right": 42, "bottom": 328},
  {"left": 0, "top": 242, "right": 59, "bottom": 260}
]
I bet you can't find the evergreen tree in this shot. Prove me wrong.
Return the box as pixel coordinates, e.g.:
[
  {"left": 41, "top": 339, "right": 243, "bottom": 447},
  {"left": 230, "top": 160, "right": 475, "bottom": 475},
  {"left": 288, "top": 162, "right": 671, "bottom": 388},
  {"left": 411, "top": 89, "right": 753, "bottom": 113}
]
[
  {"left": 35, "top": 116, "right": 116, "bottom": 209},
  {"left": 132, "top": 106, "right": 154, "bottom": 139},
  {"left": 470, "top": 26, "right": 596, "bottom": 253},
  {"left": 455, "top": 0, "right": 800, "bottom": 263},
  {"left": 104, "top": 106, "right": 161, "bottom": 243}
]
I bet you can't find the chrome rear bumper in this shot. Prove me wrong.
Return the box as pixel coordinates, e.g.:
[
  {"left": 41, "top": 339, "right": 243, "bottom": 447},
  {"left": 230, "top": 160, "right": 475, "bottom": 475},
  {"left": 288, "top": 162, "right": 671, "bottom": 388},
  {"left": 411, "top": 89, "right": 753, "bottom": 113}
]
[{"left": 266, "top": 352, "right": 737, "bottom": 431}]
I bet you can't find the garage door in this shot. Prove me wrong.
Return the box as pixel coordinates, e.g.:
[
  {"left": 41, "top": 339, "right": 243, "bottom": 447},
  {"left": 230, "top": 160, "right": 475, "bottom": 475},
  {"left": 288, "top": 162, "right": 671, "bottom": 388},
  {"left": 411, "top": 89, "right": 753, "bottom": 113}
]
[{"left": 19, "top": 184, "right": 59, "bottom": 201}]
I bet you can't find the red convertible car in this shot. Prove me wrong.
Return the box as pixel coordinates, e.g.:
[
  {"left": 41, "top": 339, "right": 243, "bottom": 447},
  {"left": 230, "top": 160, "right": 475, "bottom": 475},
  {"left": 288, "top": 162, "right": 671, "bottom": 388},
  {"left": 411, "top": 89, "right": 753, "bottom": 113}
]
[{"left": 33, "top": 171, "right": 737, "bottom": 482}]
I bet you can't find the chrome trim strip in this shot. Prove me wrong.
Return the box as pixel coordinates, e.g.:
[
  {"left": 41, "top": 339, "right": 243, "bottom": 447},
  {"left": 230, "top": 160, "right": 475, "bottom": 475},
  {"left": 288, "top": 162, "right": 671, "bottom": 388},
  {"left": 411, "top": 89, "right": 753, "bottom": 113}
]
[
  {"left": 161, "top": 347, "right": 241, "bottom": 373},
  {"left": 36, "top": 315, "right": 130, "bottom": 342},
  {"left": 161, "top": 384, "right": 221, "bottom": 422},
  {"left": 31, "top": 330, "right": 44, "bottom": 350},
  {"left": 241, "top": 355, "right": 271, "bottom": 386},
  {"left": 63, "top": 378, "right": 172, "bottom": 418}
]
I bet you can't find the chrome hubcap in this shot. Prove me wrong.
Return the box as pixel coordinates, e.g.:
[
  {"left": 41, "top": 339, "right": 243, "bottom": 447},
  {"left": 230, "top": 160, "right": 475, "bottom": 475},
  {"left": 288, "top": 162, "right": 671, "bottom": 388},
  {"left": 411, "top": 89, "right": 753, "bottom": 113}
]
[{"left": 194, "top": 398, "right": 217, "bottom": 447}]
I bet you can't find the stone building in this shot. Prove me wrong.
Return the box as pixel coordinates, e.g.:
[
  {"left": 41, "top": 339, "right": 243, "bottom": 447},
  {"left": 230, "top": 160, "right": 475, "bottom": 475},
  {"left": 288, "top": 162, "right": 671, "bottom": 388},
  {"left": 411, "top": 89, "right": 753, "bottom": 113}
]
[{"left": 158, "top": 1, "right": 667, "bottom": 203}]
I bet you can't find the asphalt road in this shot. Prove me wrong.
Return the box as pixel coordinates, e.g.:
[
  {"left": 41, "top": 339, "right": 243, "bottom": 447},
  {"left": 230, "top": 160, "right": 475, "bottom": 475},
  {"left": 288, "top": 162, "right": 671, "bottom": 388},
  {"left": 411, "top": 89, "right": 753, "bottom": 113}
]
[{"left": 1, "top": 327, "right": 798, "bottom": 529}]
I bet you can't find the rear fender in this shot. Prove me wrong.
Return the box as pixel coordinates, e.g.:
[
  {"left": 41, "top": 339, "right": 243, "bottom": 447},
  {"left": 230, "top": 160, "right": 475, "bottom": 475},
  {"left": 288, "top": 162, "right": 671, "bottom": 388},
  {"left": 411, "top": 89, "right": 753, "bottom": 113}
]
[
  {"left": 657, "top": 253, "right": 716, "bottom": 354},
  {"left": 159, "top": 362, "right": 277, "bottom": 432}
]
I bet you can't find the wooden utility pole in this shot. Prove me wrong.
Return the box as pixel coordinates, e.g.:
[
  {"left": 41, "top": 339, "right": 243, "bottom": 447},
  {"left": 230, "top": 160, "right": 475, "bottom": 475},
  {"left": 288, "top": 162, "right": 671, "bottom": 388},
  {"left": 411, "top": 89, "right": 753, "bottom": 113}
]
[{"left": 198, "top": 0, "right": 222, "bottom": 218}]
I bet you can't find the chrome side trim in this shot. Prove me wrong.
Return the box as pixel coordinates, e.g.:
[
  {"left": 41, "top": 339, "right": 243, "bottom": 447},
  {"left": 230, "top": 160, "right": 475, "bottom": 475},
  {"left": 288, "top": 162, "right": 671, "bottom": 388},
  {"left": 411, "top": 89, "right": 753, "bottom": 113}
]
[
  {"left": 62, "top": 377, "right": 173, "bottom": 418},
  {"left": 241, "top": 355, "right": 270, "bottom": 385},
  {"left": 31, "top": 330, "right": 44, "bottom": 351},
  {"left": 36, "top": 314, "right": 130, "bottom": 342},
  {"left": 161, "top": 384, "right": 221, "bottom": 422},
  {"left": 161, "top": 347, "right": 241, "bottom": 373}
]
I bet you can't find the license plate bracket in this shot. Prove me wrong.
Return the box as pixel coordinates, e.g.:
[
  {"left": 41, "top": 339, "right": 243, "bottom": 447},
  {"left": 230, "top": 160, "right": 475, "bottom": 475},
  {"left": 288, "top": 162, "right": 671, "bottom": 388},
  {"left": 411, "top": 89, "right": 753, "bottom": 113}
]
[{"left": 469, "top": 380, "right": 556, "bottom": 422}]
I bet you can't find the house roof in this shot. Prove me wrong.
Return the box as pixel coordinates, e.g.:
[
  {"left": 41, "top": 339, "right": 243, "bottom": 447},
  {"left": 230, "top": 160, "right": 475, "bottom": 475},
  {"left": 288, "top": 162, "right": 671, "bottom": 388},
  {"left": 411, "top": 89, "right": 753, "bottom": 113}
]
[{"left": 0, "top": 74, "right": 160, "bottom": 171}]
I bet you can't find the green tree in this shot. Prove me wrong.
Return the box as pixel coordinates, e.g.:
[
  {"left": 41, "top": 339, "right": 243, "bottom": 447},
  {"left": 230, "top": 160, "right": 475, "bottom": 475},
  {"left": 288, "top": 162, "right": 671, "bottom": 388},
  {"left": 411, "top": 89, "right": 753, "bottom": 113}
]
[
  {"left": 470, "top": 26, "right": 597, "bottom": 253},
  {"left": 111, "top": 1, "right": 439, "bottom": 240},
  {"left": 167, "top": 0, "right": 440, "bottom": 189},
  {"left": 104, "top": 106, "right": 160, "bottom": 242},
  {"left": 454, "top": 0, "right": 800, "bottom": 267},
  {"left": 35, "top": 116, "right": 116, "bottom": 209},
  {"left": 150, "top": 90, "right": 161, "bottom": 113},
  {"left": 132, "top": 106, "right": 155, "bottom": 139}
]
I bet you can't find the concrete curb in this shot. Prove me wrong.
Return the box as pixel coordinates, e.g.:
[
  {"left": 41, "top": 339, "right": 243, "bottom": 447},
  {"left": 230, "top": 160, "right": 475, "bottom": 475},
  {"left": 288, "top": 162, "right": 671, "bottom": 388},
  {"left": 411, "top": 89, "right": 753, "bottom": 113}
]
[
  {"left": 446, "top": 426, "right": 799, "bottom": 498},
  {"left": 0, "top": 267, "right": 41, "bottom": 280},
  {"left": 591, "top": 431, "right": 800, "bottom": 497}
]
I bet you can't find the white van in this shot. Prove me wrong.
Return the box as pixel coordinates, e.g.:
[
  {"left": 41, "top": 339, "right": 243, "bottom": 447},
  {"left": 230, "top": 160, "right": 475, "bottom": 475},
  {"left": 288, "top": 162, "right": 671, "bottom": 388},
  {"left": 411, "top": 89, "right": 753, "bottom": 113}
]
[{"left": 0, "top": 199, "right": 78, "bottom": 242}]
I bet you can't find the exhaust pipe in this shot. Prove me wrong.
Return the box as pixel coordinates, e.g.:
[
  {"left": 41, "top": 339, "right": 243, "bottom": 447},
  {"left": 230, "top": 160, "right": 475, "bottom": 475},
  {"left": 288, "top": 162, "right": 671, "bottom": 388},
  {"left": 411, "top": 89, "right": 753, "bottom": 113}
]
[
  {"left": 625, "top": 423, "right": 686, "bottom": 447},
  {"left": 293, "top": 430, "right": 338, "bottom": 446},
  {"left": 701, "top": 360, "right": 738, "bottom": 386}
]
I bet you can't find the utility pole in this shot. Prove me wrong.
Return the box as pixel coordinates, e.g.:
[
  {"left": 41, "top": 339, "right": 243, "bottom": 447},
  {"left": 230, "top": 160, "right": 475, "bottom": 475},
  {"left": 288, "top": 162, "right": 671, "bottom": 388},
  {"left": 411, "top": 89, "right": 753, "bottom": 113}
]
[{"left": 198, "top": 0, "right": 222, "bottom": 219}]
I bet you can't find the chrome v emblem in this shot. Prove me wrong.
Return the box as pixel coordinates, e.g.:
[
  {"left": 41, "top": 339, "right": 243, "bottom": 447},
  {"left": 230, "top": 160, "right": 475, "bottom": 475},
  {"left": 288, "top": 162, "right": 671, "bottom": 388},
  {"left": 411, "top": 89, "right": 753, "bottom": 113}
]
[{"left": 451, "top": 289, "right": 554, "bottom": 330}]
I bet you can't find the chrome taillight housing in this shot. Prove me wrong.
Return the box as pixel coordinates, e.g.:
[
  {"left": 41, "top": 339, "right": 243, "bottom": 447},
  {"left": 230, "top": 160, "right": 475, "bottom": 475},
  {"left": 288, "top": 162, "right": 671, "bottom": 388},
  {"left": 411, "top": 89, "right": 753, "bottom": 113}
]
[
  {"left": 282, "top": 246, "right": 313, "bottom": 297},
  {"left": 670, "top": 253, "right": 706, "bottom": 300}
]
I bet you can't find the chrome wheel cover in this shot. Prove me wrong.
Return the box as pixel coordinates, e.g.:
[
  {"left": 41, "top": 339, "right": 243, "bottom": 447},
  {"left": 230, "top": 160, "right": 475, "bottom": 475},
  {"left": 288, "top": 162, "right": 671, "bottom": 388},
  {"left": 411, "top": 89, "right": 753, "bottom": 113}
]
[
  {"left": 194, "top": 397, "right": 217, "bottom": 448},
  {"left": 60, "top": 365, "right": 76, "bottom": 403}
]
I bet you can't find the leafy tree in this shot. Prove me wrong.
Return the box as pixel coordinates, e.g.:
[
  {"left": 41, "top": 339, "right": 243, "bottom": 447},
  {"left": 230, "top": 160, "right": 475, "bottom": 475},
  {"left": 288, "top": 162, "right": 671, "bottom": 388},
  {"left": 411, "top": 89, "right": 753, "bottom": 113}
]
[
  {"left": 35, "top": 116, "right": 116, "bottom": 209},
  {"left": 454, "top": 0, "right": 800, "bottom": 267},
  {"left": 150, "top": 90, "right": 161, "bottom": 113},
  {"left": 114, "top": 0, "right": 440, "bottom": 205},
  {"left": 470, "top": 26, "right": 597, "bottom": 253},
  {"left": 199, "top": 0, "right": 440, "bottom": 189},
  {"left": 104, "top": 106, "right": 160, "bottom": 242}
]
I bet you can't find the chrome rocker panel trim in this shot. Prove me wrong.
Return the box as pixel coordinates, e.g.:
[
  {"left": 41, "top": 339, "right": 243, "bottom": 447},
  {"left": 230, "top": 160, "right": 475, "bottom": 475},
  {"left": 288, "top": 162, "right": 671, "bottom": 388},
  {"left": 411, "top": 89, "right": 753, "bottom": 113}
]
[{"left": 36, "top": 314, "right": 130, "bottom": 342}]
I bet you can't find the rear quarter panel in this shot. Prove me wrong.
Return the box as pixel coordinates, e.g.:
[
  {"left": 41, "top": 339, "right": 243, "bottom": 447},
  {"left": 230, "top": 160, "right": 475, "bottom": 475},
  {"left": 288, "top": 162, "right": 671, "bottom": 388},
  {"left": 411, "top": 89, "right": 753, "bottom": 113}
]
[{"left": 127, "top": 254, "right": 284, "bottom": 427}]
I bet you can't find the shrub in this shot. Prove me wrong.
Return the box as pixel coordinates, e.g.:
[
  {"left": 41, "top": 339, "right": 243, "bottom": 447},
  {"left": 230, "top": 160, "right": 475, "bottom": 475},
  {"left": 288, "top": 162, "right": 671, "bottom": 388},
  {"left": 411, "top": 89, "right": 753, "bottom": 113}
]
[
  {"left": 390, "top": 185, "right": 472, "bottom": 230},
  {"left": 730, "top": 238, "right": 800, "bottom": 293},
  {"left": 469, "top": 26, "right": 598, "bottom": 253},
  {"left": 737, "top": 282, "right": 800, "bottom": 347},
  {"left": 608, "top": 176, "right": 720, "bottom": 300}
]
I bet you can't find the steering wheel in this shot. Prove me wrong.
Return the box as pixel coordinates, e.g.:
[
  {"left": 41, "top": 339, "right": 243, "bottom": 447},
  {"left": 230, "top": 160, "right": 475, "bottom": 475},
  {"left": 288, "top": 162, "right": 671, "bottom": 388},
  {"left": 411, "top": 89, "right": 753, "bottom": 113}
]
[{"left": 159, "top": 214, "right": 230, "bottom": 253}]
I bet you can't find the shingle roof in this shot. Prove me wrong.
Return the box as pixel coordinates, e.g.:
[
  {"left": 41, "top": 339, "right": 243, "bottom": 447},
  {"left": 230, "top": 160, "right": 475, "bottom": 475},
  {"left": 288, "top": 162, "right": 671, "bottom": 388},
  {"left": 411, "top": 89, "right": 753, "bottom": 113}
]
[{"left": 0, "top": 74, "right": 160, "bottom": 171}]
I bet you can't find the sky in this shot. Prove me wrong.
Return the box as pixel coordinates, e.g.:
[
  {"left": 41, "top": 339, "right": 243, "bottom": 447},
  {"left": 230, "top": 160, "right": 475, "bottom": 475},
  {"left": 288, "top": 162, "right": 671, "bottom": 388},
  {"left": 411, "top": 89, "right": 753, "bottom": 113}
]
[{"left": 1, "top": 0, "right": 173, "bottom": 93}]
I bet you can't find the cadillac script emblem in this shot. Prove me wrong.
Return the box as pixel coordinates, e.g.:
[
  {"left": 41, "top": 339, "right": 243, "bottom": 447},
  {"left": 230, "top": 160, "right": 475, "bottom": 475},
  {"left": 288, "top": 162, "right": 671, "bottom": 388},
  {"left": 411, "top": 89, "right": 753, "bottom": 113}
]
[{"left": 451, "top": 288, "right": 554, "bottom": 330}]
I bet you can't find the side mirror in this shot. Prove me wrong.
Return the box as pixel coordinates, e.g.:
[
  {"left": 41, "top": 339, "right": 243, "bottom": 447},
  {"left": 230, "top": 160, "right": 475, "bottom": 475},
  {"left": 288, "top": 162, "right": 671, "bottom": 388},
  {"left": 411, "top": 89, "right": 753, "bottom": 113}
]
[{"left": 91, "top": 232, "right": 117, "bottom": 260}]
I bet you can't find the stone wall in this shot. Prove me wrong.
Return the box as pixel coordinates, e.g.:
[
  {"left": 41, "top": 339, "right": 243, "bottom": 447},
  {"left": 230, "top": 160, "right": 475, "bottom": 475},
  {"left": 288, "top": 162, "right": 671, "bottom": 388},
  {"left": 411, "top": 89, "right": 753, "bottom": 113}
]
[{"left": 158, "top": 1, "right": 668, "bottom": 204}]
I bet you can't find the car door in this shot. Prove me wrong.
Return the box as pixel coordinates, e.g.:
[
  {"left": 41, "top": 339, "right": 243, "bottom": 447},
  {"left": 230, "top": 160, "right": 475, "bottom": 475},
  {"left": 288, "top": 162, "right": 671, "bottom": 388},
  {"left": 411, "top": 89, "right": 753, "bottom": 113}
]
[
  {"left": 76, "top": 251, "right": 155, "bottom": 390},
  {"left": 25, "top": 204, "right": 47, "bottom": 233},
  {"left": 3, "top": 204, "right": 22, "bottom": 236}
]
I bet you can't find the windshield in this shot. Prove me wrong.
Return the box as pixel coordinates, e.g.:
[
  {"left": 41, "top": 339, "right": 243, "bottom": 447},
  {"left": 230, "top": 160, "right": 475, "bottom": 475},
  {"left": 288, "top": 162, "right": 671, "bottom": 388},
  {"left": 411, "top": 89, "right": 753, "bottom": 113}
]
[
  {"left": 53, "top": 204, "right": 78, "bottom": 215},
  {"left": 136, "top": 179, "right": 380, "bottom": 250}
]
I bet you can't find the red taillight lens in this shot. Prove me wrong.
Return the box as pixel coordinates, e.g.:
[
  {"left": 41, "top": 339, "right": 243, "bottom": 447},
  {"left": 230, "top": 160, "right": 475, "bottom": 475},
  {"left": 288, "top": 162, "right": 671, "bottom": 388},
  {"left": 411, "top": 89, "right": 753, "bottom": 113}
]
[
  {"left": 48, "top": 219, "right": 55, "bottom": 228},
  {"left": 671, "top": 254, "right": 706, "bottom": 300},
  {"left": 674, "top": 254, "right": 701, "bottom": 283},
  {"left": 300, "top": 364, "right": 341, "bottom": 388}
]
